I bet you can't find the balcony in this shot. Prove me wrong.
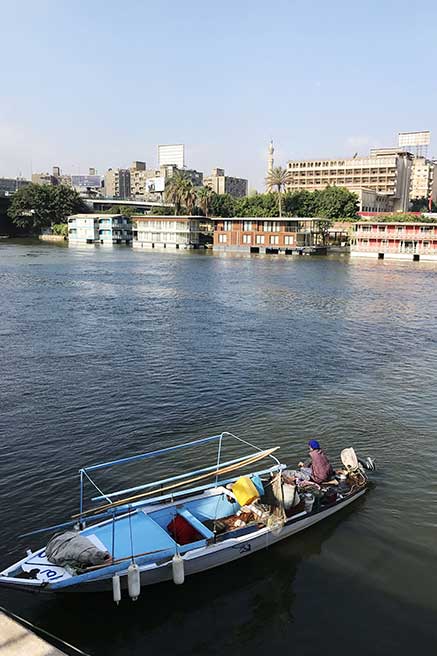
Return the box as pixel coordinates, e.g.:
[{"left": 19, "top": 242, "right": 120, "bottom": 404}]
[{"left": 355, "top": 229, "right": 437, "bottom": 239}]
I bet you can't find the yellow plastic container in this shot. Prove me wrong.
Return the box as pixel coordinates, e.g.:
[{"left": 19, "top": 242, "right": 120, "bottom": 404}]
[{"left": 232, "top": 476, "right": 260, "bottom": 506}]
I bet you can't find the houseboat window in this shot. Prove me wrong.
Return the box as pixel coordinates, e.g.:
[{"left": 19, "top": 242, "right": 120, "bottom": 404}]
[
  {"left": 269, "top": 235, "right": 279, "bottom": 245},
  {"left": 223, "top": 221, "right": 232, "bottom": 231},
  {"left": 243, "top": 235, "right": 251, "bottom": 244},
  {"left": 256, "top": 235, "right": 265, "bottom": 244},
  {"left": 219, "top": 234, "right": 227, "bottom": 243},
  {"left": 243, "top": 221, "right": 252, "bottom": 231}
]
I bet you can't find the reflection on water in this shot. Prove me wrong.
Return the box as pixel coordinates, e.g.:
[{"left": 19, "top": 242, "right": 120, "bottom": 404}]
[{"left": 1, "top": 242, "right": 437, "bottom": 654}]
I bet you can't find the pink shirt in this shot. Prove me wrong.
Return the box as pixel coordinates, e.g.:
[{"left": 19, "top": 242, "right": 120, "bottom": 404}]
[{"left": 310, "top": 449, "right": 333, "bottom": 483}]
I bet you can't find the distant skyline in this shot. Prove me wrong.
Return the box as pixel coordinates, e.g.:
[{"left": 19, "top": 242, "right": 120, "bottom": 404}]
[{"left": 1, "top": 0, "right": 437, "bottom": 190}]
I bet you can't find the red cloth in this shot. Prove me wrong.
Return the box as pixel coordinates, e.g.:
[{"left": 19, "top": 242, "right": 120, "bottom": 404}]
[{"left": 167, "top": 515, "right": 202, "bottom": 545}]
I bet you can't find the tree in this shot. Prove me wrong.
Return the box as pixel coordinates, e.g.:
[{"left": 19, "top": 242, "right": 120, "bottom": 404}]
[
  {"left": 103, "top": 205, "right": 138, "bottom": 217},
  {"left": 196, "top": 186, "right": 215, "bottom": 217},
  {"left": 410, "top": 197, "right": 436, "bottom": 213},
  {"left": 208, "top": 193, "right": 236, "bottom": 218},
  {"left": 164, "top": 172, "right": 197, "bottom": 215},
  {"left": 317, "top": 186, "right": 359, "bottom": 219},
  {"left": 283, "top": 190, "right": 320, "bottom": 217},
  {"left": 234, "top": 193, "right": 278, "bottom": 217},
  {"left": 265, "top": 166, "right": 291, "bottom": 217},
  {"left": 8, "top": 184, "right": 87, "bottom": 233}
]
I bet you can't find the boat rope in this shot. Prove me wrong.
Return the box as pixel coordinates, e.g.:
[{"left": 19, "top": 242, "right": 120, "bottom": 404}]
[
  {"left": 82, "top": 469, "right": 112, "bottom": 505},
  {"left": 0, "top": 605, "right": 91, "bottom": 656},
  {"left": 72, "top": 447, "right": 279, "bottom": 519},
  {"left": 221, "top": 432, "right": 282, "bottom": 467}
]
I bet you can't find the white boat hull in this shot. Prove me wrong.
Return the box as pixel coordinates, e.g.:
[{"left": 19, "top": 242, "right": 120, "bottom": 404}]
[{"left": 54, "top": 488, "right": 367, "bottom": 593}]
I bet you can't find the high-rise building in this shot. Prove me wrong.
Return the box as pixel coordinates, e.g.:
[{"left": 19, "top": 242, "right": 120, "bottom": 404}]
[
  {"left": 409, "top": 157, "right": 436, "bottom": 201},
  {"left": 158, "top": 144, "right": 185, "bottom": 168},
  {"left": 203, "top": 168, "right": 248, "bottom": 198},
  {"left": 104, "top": 169, "right": 131, "bottom": 199},
  {"left": 286, "top": 148, "right": 413, "bottom": 212}
]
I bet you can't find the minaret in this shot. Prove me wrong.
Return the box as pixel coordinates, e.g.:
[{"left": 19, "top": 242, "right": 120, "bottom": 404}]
[{"left": 268, "top": 139, "right": 274, "bottom": 173}]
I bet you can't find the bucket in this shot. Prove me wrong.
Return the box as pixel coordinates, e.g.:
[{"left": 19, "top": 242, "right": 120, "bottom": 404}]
[
  {"left": 232, "top": 476, "right": 260, "bottom": 507},
  {"left": 304, "top": 493, "right": 315, "bottom": 513}
]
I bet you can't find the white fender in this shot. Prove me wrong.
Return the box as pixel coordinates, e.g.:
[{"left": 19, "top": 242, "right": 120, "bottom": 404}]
[
  {"left": 172, "top": 553, "right": 185, "bottom": 585},
  {"left": 127, "top": 562, "right": 141, "bottom": 601}
]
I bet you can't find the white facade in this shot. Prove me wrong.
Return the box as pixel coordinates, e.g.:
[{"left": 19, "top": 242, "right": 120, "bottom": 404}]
[
  {"left": 158, "top": 144, "right": 185, "bottom": 169},
  {"left": 132, "top": 216, "right": 201, "bottom": 249},
  {"left": 68, "top": 214, "right": 132, "bottom": 244}
]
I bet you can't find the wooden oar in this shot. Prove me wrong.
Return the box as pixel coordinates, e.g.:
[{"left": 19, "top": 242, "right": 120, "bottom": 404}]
[{"left": 72, "top": 447, "right": 279, "bottom": 519}]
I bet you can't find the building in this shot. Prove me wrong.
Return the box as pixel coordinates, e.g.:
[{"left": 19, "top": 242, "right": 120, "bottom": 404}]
[
  {"left": 213, "top": 217, "right": 324, "bottom": 254},
  {"left": 409, "top": 157, "right": 436, "bottom": 202},
  {"left": 158, "top": 144, "right": 185, "bottom": 168},
  {"left": 350, "top": 220, "right": 437, "bottom": 261},
  {"left": 68, "top": 214, "right": 132, "bottom": 245},
  {"left": 204, "top": 168, "right": 248, "bottom": 198},
  {"left": 71, "top": 173, "right": 103, "bottom": 194},
  {"left": 31, "top": 166, "right": 71, "bottom": 187},
  {"left": 31, "top": 172, "right": 58, "bottom": 186},
  {"left": 286, "top": 148, "right": 413, "bottom": 212},
  {"left": 0, "top": 177, "right": 30, "bottom": 196},
  {"left": 104, "top": 169, "right": 131, "bottom": 199},
  {"left": 351, "top": 187, "right": 394, "bottom": 213},
  {"left": 132, "top": 215, "right": 202, "bottom": 249}
]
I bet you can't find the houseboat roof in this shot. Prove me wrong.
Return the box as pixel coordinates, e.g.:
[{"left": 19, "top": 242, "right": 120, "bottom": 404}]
[
  {"left": 69, "top": 213, "right": 125, "bottom": 218},
  {"left": 132, "top": 215, "right": 203, "bottom": 220},
  {"left": 355, "top": 221, "right": 437, "bottom": 226}
]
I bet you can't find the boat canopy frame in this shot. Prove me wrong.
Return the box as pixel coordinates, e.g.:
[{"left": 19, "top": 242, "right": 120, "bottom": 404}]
[
  {"left": 19, "top": 432, "right": 282, "bottom": 540},
  {"left": 78, "top": 431, "right": 281, "bottom": 517}
]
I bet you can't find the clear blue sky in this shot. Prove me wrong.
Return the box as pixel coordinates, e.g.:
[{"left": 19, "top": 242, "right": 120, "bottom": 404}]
[{"left": 1, "top": 0, "right": 437, "bottom": 190}]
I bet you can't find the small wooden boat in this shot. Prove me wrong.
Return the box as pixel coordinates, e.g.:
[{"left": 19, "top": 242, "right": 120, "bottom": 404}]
[{"left": 0, "top": 432, "right": 374, "bottom": 601}]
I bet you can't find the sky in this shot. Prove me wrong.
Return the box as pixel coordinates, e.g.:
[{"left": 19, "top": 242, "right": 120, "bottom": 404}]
[{"left": 1, "top": 0, "right": 437, "bottom": 190}]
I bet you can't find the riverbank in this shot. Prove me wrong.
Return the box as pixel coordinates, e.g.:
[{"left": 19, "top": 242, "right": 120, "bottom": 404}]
[{"left": 0, "top": 610, "right": 64, "bottom": 655}]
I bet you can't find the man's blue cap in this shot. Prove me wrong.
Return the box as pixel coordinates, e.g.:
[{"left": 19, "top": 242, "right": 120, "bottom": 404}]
[{"left": 308, "top": 439, "right": 320, "bottom": 450}]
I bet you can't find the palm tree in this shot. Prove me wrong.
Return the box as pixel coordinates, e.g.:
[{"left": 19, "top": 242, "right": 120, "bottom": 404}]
[
  {"left": 182, "top": 180, "right": 197, "bottom": 215},
  {"left": 165, "top": 173, "right": 197, "bottom": 215},
  {"left": 265, "top": 166, "right": 291, "bottom": 217},
  {"left": 196, "top": 186, "right": 214, "bottom": 217}
]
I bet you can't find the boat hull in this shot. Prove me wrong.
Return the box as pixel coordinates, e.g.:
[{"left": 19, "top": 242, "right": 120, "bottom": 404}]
[{"left": 49, "top": 487, "right": 367, "bottom": 593}]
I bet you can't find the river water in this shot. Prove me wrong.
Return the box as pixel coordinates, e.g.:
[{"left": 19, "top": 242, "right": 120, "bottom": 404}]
[{"left": 1, "top": 241, "right": 437, "bottom": 655}]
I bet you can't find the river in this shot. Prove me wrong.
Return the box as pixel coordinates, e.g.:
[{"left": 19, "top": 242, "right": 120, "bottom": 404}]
[{"left": 1, "top": 241, "right": 437, "bottom": 655}]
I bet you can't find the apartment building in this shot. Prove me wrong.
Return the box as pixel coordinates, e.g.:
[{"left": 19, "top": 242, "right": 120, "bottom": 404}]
[
  {"left": 104, "top": 169, "right": 131, "bottom": 199},
  {"left": 287, "top": 148, "right": 413, "bottom": 212},
  {"left": 204, "top": 168, "right": 248, "bottom": 198},
  {"left": 213, "top": 217, "right": 323, "bottom": 254},
  {"left": 132, "top": 215, "right": 202, "bottom": 249},
  {"left": 409, "top": 157, "right": 437, "bottom": 201},
  {"left": 0, "top": 177, "right": 30, "bottom": 196},
  {"left": 350, "top": 220, "right": 437, "bottom": 261},
  {"left": 68, "top": 214, "right": 132, "bottom": 244}
]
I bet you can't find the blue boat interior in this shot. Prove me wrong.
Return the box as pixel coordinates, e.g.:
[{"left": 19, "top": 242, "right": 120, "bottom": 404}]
[{"left": 83, "top": 491, "right": 240, "bottom": 561}]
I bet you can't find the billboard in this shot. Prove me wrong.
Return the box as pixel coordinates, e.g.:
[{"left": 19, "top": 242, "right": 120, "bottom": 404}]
[
  {"left": 398, "top": 131, "right": 430, "bottom": 147},
  {"left": 71, "top": 175, "right": 102, "bottom": 189},
  {"left": 146, "top": 177, "right": 165, "bottom": 193},
  {"left": 158, "top": 144, "right": 185, "bottom": 168}
]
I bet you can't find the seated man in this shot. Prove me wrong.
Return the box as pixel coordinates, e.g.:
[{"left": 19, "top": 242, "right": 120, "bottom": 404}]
[{"left": 298, "top": 439, "right": 334, "bottom": 484}]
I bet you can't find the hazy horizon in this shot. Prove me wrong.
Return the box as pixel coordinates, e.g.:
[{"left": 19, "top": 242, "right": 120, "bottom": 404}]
[{"left": 1, "top": 0, "right": 437, "bottom": 191}]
